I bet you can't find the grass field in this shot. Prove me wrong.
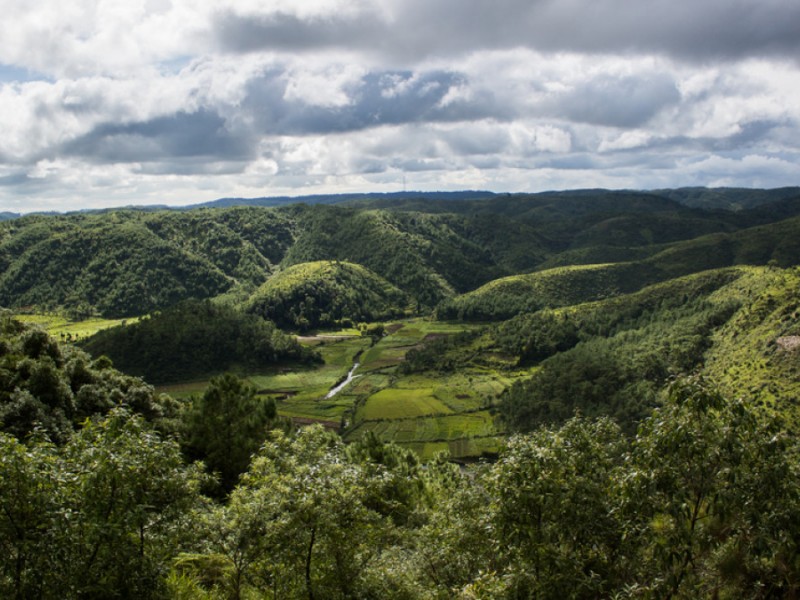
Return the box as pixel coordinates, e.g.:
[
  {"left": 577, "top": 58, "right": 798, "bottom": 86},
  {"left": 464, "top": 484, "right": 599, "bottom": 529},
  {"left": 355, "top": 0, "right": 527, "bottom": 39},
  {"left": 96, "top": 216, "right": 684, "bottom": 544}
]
[
  {"left": 15, "top": 313, "right": 138, "bottom": 339},
  {"left": 399, "top": 436, "right": 505, "bottom": 461},
  {"left": 358, "top": 387, "right": 452, "bottom": 420},
  {"left": 348, "top": 410, "right": 498, "bottom": 442},
  {"left": 30, "top": 313, "right": 517, "bottom": 460},
  {"left": 251, "top": 336, "right": 371, "bottom": 420}
]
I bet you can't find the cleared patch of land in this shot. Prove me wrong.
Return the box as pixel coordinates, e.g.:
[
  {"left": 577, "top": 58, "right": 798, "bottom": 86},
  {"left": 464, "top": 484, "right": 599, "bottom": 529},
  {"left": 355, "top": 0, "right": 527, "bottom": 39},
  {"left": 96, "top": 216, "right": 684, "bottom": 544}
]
[{"left": 15, "top": 313, "right": 138, "bottom": 339}]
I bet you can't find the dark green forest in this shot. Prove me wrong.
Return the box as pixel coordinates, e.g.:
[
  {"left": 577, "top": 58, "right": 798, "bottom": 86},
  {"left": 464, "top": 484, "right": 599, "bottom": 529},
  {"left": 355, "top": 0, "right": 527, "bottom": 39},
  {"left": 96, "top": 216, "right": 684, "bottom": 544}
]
[
  {"left": 4, "top": 187, "right": 799, "bottom": 319},
  {"left": 246, "top": 260, "right": 410, "bottom": 330},
  {"left": 81, "top": 300, "right": 320, "bottom": 383},
  {"left": 2, "top": 187, "right": 800, "bottom": 597}
]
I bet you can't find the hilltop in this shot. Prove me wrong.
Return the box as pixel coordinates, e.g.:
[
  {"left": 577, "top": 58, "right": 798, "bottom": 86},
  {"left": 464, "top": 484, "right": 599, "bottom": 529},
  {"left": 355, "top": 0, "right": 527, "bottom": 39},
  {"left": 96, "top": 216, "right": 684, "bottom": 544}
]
[{"left": 245, "top": 260, "right": 410, "bottom": 330}]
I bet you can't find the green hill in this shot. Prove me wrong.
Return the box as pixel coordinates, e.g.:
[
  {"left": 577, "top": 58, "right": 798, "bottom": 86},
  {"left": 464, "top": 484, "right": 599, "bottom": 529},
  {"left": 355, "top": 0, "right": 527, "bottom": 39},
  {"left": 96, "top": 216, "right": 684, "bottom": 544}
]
[
  {"left": 1, "top": 189, "right": 798, "bottom": 320},
  {"left": 490, "top": 266, "right": 800, "bottom": 432},
  {"left": 283, "top": 205, "right": 548, "bottom": 307},
  {"left": 246, "top": 261, "right": 410, "bottom": 331},
  {"left": 437, "top": 216, "right": 800, "bottom": 322},
  {"left": 81, "top": 299, "right": 318, "bottom": 383}
]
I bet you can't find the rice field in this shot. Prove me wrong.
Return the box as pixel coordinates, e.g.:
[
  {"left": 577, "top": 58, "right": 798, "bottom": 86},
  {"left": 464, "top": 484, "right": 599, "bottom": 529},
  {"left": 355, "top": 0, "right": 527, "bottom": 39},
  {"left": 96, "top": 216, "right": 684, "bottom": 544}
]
[
  {"left": 358, "top": 387, "right": 452, "bottom": 420},
  {"left": 33, "top": 313, "right": 518, "bottom": 460},
  {"left": 347, "top": 411, "right": 498, "bottom": 442},
  {"left": 14, "top": 313, "right": 138, "bottom": 339}
]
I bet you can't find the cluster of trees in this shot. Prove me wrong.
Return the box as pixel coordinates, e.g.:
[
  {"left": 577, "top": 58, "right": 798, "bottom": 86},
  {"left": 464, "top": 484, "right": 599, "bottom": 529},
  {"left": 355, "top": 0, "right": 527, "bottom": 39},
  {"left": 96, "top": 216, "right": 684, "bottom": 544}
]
[
  {"left": 81, "top": 300, "right": 320, "bottom": 383},
  {"left": 246, "top": 261, "right": 409, "bottom": 332},
  {"left": 0, "top": 312, "right": 176, "bottom": 443},
  {"left": 3, "top": 368, "right": 800, "bottom": 598},
  {"left": 493, "top": 267, "right": 742, "bottom": 362},
  {"left": 497, "top": 297, "right": 741, "bottom": 431}
]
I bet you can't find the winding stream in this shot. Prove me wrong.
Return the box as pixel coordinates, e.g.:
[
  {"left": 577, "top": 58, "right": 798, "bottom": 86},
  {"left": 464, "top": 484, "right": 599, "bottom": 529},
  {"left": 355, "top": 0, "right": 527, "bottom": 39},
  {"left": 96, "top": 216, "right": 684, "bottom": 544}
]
[{"left": 324, "top": 362, "right": 361, "bottom": 399}]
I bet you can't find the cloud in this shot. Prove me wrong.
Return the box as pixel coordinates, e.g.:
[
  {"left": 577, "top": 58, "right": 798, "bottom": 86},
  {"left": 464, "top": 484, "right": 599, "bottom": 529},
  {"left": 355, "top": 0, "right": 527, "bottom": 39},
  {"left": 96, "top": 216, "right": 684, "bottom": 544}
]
[
  {"left": 61, "top": 109, "right": 254, "bottom": 165},
  {"left": 212, "top": 0, "right": 800, "bottom": 64},
  {"left": 549, "top": 73, "right": 681, "bottom": 128},
  {"left": 0, "top": 1, "right": 799, "bottom": 211},
  {"left": 238, "top": 67, "right": 500, "bottom": 136}
]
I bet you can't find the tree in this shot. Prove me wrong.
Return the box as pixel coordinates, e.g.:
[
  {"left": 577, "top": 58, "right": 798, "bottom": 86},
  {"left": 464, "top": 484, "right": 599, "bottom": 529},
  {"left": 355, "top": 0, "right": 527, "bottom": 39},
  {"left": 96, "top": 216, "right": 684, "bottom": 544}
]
[
  {"left": 0, "top": 430, "right": 63, "bottom": 599},
  {"left": 484, "top": 417, "right": 627, "bottom": 598},
  {"left": 623, "top": 376, "right": 800, "bottom": 597},
  {"left": 0, "top": 410, "right": 205, "bottom": 599},
  {"left": 183, "top": 373, "right": 280, "bottom": 493}
]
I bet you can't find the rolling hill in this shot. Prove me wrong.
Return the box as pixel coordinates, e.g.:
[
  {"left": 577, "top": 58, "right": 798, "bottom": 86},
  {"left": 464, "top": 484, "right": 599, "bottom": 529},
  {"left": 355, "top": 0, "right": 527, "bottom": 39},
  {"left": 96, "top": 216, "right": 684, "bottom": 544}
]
[
  {"left": 0, "top": 188, "right": 798, "bottom": 321},
  {"left": 245, "top": 260, "right": 411, "bottom": 330}
]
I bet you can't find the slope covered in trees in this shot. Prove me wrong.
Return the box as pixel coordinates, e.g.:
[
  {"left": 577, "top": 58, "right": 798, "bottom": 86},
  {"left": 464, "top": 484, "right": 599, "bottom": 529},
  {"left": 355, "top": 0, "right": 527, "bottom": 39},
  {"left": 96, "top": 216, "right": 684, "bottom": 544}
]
[
  {"left": 437, "top": 216, "right": 800, "bottom": 321},
  {"left": 245, "top": 260, "right": 410, "bottom": 330},
  {"left": 4, "top": 188, "right": 798, "bottom": 319},
  {"left": 425, "top": 266, "right": 800, "bottom": 433},
  {"left": 80, "top": 300, "right": 319, "bottom": 383}
]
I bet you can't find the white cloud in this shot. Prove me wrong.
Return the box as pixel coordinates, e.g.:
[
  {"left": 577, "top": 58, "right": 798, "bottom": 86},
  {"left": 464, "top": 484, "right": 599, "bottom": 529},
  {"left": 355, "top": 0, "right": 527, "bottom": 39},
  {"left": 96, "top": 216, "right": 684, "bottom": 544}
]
[{"left": 0, "top": 1, "right": 799, "bottom": 212}]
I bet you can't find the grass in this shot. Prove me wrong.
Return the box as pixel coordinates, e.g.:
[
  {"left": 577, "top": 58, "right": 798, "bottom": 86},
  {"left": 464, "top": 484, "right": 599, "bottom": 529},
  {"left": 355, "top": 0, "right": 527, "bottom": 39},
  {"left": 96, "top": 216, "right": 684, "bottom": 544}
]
[
  {"left": 79, "top": 315, "right": 519, "bottom": 460},
  {"left": 14, "top": 313, "right": 138, "bottom": 339},
  {"left": 250, "top": 336, "right": 371, "bottom": 420},
  {"left": 400, "top": 436, "right": 505, "bottom": 461},
  {"left": 348, "top": 411, "right": 498, "bottom": 441},
  {"left": 358, "top": 388, "right": 452, "bottom": 420}
]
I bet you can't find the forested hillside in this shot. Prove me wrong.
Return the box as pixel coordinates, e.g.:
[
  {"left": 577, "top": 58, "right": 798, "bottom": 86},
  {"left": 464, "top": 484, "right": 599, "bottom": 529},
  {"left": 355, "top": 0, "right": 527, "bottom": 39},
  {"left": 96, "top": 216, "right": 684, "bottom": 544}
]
[
  {"left": 246, "top": 261, "right": 410, "bottom": 330},
  {"left": 3, "top": 188, "right": 798, "bottom": 319},
  {"left": 495, "top": 266, "right": 800, "bottom": 431},
  {"left": 81, "top": 300, "right": 320, "bottom": 383}
]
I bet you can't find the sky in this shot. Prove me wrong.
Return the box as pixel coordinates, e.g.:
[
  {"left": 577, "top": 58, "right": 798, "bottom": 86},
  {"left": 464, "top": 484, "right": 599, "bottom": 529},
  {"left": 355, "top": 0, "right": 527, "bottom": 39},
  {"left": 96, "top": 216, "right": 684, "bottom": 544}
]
[{"left": 1, "top": 0, "right": 799, "bottom": 213}]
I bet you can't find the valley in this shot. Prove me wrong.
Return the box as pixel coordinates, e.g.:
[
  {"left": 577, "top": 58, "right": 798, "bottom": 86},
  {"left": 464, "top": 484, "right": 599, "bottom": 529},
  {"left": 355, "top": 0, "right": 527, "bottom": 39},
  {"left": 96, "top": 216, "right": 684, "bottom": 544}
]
[{"left": 3, "top": 187, "right": 800, "bottom": 597}]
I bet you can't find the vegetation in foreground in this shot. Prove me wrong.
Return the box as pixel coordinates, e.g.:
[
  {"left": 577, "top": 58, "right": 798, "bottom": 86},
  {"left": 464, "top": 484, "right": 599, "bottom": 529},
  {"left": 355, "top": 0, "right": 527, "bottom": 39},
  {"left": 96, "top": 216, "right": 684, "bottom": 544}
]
[{"left": 2, "top": 321, "right": 799, "bottom": 599}]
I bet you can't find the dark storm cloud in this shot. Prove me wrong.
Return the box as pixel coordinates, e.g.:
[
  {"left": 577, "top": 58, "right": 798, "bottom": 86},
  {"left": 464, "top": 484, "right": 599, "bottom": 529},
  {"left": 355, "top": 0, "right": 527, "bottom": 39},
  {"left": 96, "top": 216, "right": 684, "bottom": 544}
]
[
  {"left": 0, "top": 173, "right": 33, "bottom": 187},
  {"left": 213, "top": 0, "right": 800, "bottom": 63},
  {"left": 214, "top": 10, "right": 384, "bottom": 53},
  {"left": 60, "top": 109, "right": 254, "bottom": 164}
]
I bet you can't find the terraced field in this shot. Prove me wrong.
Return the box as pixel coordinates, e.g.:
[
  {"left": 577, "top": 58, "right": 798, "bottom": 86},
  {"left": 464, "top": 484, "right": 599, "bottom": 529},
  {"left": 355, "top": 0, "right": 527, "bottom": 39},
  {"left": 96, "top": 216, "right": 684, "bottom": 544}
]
[{"left": 49, "top": 313, "right": 523, "bottom": 460}]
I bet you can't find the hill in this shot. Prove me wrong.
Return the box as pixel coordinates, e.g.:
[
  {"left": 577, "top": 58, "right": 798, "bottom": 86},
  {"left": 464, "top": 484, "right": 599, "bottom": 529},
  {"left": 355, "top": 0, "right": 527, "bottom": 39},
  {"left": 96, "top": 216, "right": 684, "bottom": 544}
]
[
  {"left": 81, "top": 299, "right": 319, "bottom": 383},
  {"left": 437, "top": 215, "right": 800, "bottom": 321},
  {"left": 0, "top": 188, "right": 798, "bottom": 320},
  {"left": 655, "top": 186, "right": 800, "bottom": 210},
  {"left": 245, "top": 261, "right": 410, "bottom": 331},
  {"left": 191, "top": 190, "right": 496, "bottom": 209},
  {"left": 495, "top": 266, "right": 800, "bottom": 432}
]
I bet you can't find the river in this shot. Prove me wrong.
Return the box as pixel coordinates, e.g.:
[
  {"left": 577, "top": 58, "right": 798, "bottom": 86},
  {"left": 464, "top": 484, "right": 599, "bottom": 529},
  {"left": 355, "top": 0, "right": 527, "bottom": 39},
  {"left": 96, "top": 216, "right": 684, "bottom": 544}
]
[{"left": 324, "top": 362, "right": 361, "bottom": 399}]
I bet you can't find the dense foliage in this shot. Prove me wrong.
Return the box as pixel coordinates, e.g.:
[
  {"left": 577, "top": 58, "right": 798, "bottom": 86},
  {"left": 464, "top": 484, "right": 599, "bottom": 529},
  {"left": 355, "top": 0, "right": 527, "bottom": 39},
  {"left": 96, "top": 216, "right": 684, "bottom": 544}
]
[
  {"left": 3, "top": 188, "right": 800, "bottom": 597},
  {"left": 4, "top": 371, "right": 800, "bottom": 598},
  {"left": 0, "top": 313, "right": 177, "bottom": 442},
  {"left": 246, "top": 261, "right": 410, "bottom": 331},
  {"left": 81, "top": 300, "right": 319, "bottom": 383},
  {"left": 437, "top": 216, "right": 800, "bottom": 322},
  {"left": 0, "top": 410, "right": 206, "bottom": 599},
  {"left": 3, "top": 188, "right": 798, "bottom": 319},
  {"left": 182, "top": 373, "right": 289, "bottom": 493}
]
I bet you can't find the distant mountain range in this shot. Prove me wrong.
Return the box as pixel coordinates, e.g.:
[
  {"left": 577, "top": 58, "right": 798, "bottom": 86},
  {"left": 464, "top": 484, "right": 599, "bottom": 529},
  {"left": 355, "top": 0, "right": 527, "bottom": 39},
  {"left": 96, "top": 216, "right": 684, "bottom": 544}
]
[{"left": 3, "top": 187, "right": 799, "bottom": 220}]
